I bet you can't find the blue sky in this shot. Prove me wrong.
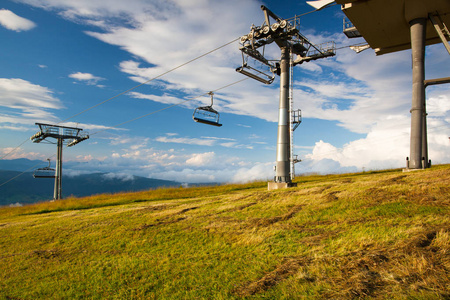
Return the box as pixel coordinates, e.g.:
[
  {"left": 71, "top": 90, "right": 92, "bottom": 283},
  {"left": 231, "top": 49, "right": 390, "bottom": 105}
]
[{"left": 0, "top": 0, "right": 449, "bottom": 184}]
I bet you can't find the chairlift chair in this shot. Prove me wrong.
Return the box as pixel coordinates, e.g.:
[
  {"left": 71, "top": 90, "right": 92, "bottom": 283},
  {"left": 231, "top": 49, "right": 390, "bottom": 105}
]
[
  {"left": 236, "top": 47, "right": 277, "bottom": 84},
  {"left": 236, "top": 63, "right": 275, "bottom": 85},
  {"left": 33, "top": 159, "right": 56, "bottom": 179},
  {"left": 192, "top": 92, "right": 222, "bottom": 127}
]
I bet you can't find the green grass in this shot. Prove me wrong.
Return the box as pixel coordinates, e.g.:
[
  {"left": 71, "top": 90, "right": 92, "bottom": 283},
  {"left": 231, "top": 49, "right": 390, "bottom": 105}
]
[{"left": 1, "top": 165, "right": 449, "bottom": 299}]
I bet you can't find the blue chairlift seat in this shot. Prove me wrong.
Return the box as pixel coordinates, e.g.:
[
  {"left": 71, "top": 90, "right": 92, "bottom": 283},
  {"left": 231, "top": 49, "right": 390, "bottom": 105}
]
[
  {"left": 193, "top": 106, "right": 222, "bottom": 127},
  {"left": 192, "top": 92, "right": 222, "bottom": 127}
]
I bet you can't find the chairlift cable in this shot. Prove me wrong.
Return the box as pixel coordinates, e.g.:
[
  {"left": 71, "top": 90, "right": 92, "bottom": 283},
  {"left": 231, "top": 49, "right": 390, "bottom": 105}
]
[
  {"left": 0, "top": 147, "right": 70, "bottom": 188},
  {"left": 1, "top": 37, "right": 240, "bottom": 160},
  {"left": 296, "top": 3, "right": 339, "bottom": 17},
  {"left": 0, "top": 138, "right": 29, "bottom": 160},
  {"left": 89, "top": 78, "right": 248, "bottom": 136},
  {"left": 59, "top": 37, "right": 240, "bottom": 125},
  {"left": 0, "top": 159, "right": 53, "bottom": 188},
  {"left": 0, "top": 77, "right": 248, "bottom": 187}
]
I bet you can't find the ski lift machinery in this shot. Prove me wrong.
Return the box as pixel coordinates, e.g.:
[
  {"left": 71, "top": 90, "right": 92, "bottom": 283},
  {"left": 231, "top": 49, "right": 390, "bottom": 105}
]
[
  {"left": 236, "top": 45, "right": 279, "bottom": 84},
  {"left": 30, "top": 122, "right": 89, "bottom": 200},
  {"left": 236, "top": 5, "right": 336, "bottom": 189},
  {"left": 192, "top": 91, "right": 222, "bottom": 127},
  {"left": 33, "top": 158, "right": 56, "bottom": 179}
]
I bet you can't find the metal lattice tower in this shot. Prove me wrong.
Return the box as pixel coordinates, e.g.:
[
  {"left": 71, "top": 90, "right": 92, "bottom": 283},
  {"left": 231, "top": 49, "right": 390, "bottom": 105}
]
[
  {"left": 236, "top": 5, "right": 335, "bottom": 189},
  {"left": 30, "top": 123, "right": 89, "bottom": 200}
]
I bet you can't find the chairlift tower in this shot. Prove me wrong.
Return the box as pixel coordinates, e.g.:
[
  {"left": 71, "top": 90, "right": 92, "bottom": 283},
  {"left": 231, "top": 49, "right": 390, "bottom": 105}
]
[
  {"left": 30, "top": 123, "right": 89, "bottom": 200},
  {"left": 334, "top": 0, "right": 450, "bottom": 170},
  {"left": 237, "top": 5, "right": 335, "bottom": 190}
]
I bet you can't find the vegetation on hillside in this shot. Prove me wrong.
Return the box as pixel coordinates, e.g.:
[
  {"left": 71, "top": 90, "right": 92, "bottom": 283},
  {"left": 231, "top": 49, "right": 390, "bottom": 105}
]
[{"left": 0, "top": 165, "right": 449, "bottom": 299}]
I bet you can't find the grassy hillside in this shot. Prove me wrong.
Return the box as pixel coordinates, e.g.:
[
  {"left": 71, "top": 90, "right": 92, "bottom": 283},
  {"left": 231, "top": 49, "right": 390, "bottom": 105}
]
[{"left": 0, "top": 165, "right": 449, "bottom": 299}]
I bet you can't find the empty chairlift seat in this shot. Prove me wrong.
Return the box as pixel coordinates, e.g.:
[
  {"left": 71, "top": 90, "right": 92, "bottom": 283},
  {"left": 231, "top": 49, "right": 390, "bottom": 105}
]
[
  {"left": 192, "top": 92, "right": 222, "bottom": 127},
  {"left": 33, "top": 159, "right": 56, "bottom": 178}
]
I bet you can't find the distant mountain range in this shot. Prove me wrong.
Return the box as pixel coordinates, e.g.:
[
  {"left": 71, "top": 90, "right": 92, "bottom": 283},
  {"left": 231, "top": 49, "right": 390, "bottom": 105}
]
[{"left": 0, "top": 159, "right": 181, "bottom": 206}]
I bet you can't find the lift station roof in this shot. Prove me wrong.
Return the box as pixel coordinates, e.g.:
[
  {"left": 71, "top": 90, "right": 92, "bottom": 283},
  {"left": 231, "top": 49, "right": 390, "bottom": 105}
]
[{"left": 335, "top": 0, "right": 450, "bottom": 55}]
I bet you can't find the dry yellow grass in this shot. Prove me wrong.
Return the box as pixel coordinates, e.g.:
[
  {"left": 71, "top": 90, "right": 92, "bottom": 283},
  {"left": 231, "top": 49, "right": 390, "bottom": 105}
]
[{"left": 0, "top": 165, "right": 449, "bottom": 299}]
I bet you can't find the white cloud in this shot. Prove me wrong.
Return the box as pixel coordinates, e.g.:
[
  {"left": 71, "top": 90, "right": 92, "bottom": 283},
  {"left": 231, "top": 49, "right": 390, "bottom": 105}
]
[
  {"left": 62, "top": 121, "right": 127, "bottom": 133},
  {"left": 427, "top": 94, "right": 450, "bottom": 117},
  {"left": 0, "top": 147, "right": 45, "bottom": 160},
  {"left": 0, "top": 9, "right": 36, "bottom": 31},
  {"left": 305, "top": 116, "right": 411, "bottom": 171},
  {"left": 186, "top": 152, "right": 215, "bottom": 166},
  {"left": 155, "top": 135, "right": 216, "bottom": 146},
  {"left": 75, "top": 154, "right": 94, "bottom": 162},
  {"left": 303, "top": 113, "right": 450, "bottom": 173},
  {"left": 0, "top": 125, "right": 32, "bottom": 131},
  {"left": 128, "top": 91, "right": 193, "bottom": 106},
  {"left": 102, "top": 172, "right": 134, "bottom": 181},
  {"left": 0, "top": 78, "right": 126, "bottom": 142},
  {"left": 0, "top": 78, "right": 63, "bottom": 127},
  {"left": 60, "top": 140, "right": 263, "bottom": 183},
  {"left": 0, "top": 78, "right": 61, "bottom": 110},
  {"left": 69, "top": 72, "right": 105, "bottom": 86},
  {"left": 232, "top": 162, "right": 274, "bottom": 183}
]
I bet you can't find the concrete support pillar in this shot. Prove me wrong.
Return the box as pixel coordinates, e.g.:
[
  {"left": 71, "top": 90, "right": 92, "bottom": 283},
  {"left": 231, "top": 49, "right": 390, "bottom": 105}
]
[
  {"left": 275, "top": 47, "right": 291, "bottom": 183},
  {"left": 408, "top": 18, "right": 427, "bottom": 169},
  {"left": 54, "top": 138, "right": 63, "bottom": 200}
]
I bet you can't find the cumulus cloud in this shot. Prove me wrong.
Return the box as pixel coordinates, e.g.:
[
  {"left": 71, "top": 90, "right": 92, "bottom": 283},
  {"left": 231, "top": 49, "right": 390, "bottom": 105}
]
[
  {"left": 61, "top": 139, "right": 267, "bottom": 183},
  {"left": 186, "top": 152, "right": 215, "bottom": 166},
  {"left": 0, "top": 9, "right": 36, "bottom": 31},
  {"left": 232, "top": 162, "right": 274, "bottom": 183},
  {"left": 69, "top": 72, "right": 105, "bottom": 86}
]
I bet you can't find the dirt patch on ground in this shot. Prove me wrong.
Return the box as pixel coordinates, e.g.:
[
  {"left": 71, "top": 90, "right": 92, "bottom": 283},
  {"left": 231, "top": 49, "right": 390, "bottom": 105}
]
[
  {"left": 31, "top": 249, "right": 60, "bottom": 259},
  {"left": 232, "top": 202, "right": 257, "bottom": 211},
  {"left": 315, "top": 185, "right": 334, "bottom": 194},
  {"left": 233, "top": 226, "right": 450, "bottom": 298},
  {"left": 178, "top": 206, "right": 199, "bottom": 214},
  {"left": 339, "top": 178, "right": 354, "bottom": 184},
  {"left": 324, "top": 226, "right": 450, "bottom": 299},
  {"left": 133, "top": 217, "right": 187, "bottom": 230},
  {"left": 140, "top": 204, "right": 173, "bottom": 211},
  {"left": 324, "top": 191, "right": 340, "bottom": 202},
  {"left": 381, "top": 175, "right": 408, "bottom": 185},
  {"left": 233, "top": 258, "right": 308, "bottom": 297},
  {"left": 252, "top": 205, "right": 304, "bottom": 227}
]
